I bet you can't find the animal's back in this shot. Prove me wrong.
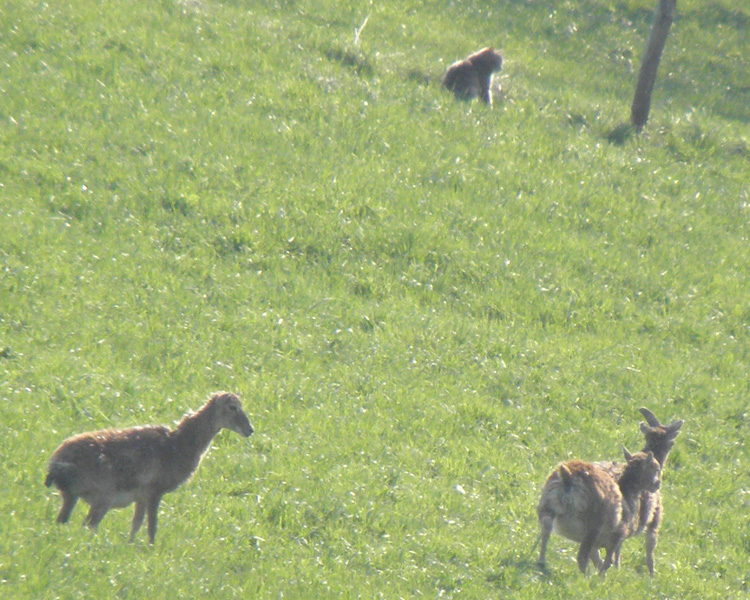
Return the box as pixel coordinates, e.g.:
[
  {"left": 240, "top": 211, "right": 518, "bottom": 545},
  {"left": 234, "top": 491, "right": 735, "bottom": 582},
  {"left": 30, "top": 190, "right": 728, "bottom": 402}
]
[
  {"left": 441, "top": 63, "right": 477, "bottom": 98},
  {"left": 46, "top": 426, "right": 172, "bottom": 500},
  {"left": 538, "top": 460, "right": 622, "bottom": 545}
]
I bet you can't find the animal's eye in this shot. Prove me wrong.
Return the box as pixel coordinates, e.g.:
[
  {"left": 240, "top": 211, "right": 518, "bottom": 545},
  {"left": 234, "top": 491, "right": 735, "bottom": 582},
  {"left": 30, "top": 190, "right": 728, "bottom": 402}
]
[{"left": 230, "top": 404, "right": 239, "bottom": 412}]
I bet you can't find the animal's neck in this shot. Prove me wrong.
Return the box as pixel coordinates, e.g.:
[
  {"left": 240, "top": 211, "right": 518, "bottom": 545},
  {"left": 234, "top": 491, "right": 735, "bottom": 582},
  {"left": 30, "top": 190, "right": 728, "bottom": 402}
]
[
  {"left": 642, "top": 439, "right": 674, "bottom": 467},
  {"left": 615, "top": 471, "right": 643, "bottom": 530},
  {"left": 617, "top": 468, "right": 644, "bottom": 504},
  {"left": 171, "top": 406, "right": 221, "bottom": 465}
]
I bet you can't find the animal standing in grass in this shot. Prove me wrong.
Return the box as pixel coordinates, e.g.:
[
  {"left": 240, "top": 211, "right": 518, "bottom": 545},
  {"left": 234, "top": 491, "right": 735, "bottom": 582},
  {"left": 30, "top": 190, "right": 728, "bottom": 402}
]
[
  {"left": 45, "top": 391, "right": 254, "bottom": 543},
  {"left": 597, "top": 408, "right": 682, "bottom": 574},
  {"left": 441, "top": 47, "right": 503, "bottom": 106},
  {"left": 536, "top": 448, "right": 661, "bottom": 575}
]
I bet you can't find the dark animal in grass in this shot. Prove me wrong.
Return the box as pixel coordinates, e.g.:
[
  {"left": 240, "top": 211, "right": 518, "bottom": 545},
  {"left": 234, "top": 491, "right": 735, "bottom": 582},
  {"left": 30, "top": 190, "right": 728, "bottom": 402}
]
[
  {"left": 442, "top": 47, "right": 503, "bottom": 106},
  {"left": 45, "top": 391, "right": 254, "bottom": 543}
]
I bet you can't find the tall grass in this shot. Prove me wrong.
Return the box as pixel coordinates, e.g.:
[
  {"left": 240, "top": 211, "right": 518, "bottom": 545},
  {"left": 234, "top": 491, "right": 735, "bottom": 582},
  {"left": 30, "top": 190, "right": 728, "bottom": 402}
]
[{"left": 1, "top": 0, "right": 749, "bottom": 597}]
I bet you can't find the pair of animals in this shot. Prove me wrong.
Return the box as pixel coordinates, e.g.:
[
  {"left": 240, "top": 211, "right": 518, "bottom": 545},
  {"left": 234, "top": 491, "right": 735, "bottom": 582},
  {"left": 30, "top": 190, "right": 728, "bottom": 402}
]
[{"left": 537, "top": 408, "right": 683, "bottom": 575}]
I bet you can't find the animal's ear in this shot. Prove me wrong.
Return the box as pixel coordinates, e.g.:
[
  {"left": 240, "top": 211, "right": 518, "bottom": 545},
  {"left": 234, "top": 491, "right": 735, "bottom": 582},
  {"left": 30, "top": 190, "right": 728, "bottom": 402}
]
[
  {"left": 640, "top": 422, "right": 652, "bottom": 435},
  {"left": 665, "top": 419, "right": 683, "bottom": 434},
  {"left": 623, "top": 446, "right": 633, "bottom": 461}
]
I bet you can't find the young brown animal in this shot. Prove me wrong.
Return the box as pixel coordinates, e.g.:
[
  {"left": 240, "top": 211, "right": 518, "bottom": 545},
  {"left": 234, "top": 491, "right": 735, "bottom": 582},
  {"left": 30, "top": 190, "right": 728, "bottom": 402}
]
[
  {"left": 441, "top": 47, "right": 503, "bottom": 106},
  {"left": 45, "top": 391, "right": 254, "bottom": 543},
  {"left": 597, "top": 408, "right": 683, "bottom": 574},
  {"left": 537, "top": 449, "right": 661, "bottom": 575}
]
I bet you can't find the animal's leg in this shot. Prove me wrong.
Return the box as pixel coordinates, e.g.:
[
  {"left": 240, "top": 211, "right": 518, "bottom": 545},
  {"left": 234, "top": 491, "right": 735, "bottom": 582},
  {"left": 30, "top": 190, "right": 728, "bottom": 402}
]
[
  {"left": 537, "top": 513, "right": 554, "bottom": 569},
  {"left": 56, "top": 491, "right": 78, "bottom": 523},
  {"left": 146, "top": 495, "right": 162, "bottom": 544},
  {"left": 614, "top": 545, "right": 622, "bottom": 568},
  {"left": 589, "top": 548, "right": 603, "bottom": 570},
  {"left": 644, "top": 502, "right": 661, "bottom": 575},
  {"left": 645, "top": 525, "right": 658, "bottom": 575},
  {"left": 601, "top": 535, "right": 624, "bottom": 574},
  {"left": 480, "top": 76, "right": 492, "bottom": 105},
  {"left": 130, "top": 502, "right": 146, "bottom": 542},
  {"left": 83, "top": 503, "right": 109, "bottom": 531},
  {"left": 577, "top": 530, "right": 598, "bottom": 574}
]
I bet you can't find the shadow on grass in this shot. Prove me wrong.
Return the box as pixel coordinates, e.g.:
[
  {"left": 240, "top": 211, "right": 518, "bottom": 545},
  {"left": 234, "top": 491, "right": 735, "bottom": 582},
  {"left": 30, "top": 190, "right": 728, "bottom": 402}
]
[
  {"left": 485, "top": 555, "right": 566, "bottom": 589},
  {"left": 405, "top": 69, "right": 434, "bottom": 87},
  {"left": 605, "top": 122, "right": 636, "bottom": 145},
  {"left": 323, "top": 46, "right": 374, "bottom": 77}
]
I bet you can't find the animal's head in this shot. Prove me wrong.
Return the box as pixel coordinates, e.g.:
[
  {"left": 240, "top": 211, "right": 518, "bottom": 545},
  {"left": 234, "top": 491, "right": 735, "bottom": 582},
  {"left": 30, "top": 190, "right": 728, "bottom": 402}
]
[
  {"left": 210, "top": 392, "right": 254, "bottom": 437},
  {"left": 639, "top": 407, "right": 683, "bottom": 466},
  {"left": 484, "top": 48, "right": 503, "bottom": 71},
  {"left": 623, "top": 447, "right": 661, "bottom": 493},
  {"left": 467, "top": 47, "right": 502, "bottom": 73}
]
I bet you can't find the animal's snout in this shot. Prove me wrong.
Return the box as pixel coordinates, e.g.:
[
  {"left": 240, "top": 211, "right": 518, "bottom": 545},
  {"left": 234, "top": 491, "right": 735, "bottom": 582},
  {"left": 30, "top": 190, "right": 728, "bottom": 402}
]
[
  {"left": 647, "top": 469, "right": 662, "bottom": 493},
  {"left": 237, "top": 416, "right": 254, "bottom": 437}
]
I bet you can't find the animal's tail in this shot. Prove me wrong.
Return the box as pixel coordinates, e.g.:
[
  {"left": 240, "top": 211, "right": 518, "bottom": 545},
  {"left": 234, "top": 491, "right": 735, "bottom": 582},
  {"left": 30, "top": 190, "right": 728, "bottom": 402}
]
[{"left": 45, "top": 462, "right": 76, "bottom": 489}]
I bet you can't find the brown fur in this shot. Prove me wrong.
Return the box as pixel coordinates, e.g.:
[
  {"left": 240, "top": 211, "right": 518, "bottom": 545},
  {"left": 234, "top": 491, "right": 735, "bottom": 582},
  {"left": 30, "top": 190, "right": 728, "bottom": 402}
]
[
  {"left": 442, "top": 47, "right": 502, "bottom": 106},
  {"left": 45, "top": 391, "right": 253, "bottom": 543},
  {"left": 595, "top": 408, "right": 682, "bottom": 574},
  {"left": 537, "top": 449, "right": 661, "bottom": 575}
]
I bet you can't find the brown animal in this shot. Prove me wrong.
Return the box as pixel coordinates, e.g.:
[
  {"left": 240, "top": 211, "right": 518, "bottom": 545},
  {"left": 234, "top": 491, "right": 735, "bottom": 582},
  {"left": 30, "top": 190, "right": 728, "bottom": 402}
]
[
  {"left": 596, "top": 408, "right": 682, "bottom": 574},
  {"left": 442, "top": 47, "right": 502, "bottom": 106},
  {"left": 45, "top": 391, "right": 254, "bottom": 543},
  {"left": 537, "top": 448, "right": 661, "bottom": 575}
]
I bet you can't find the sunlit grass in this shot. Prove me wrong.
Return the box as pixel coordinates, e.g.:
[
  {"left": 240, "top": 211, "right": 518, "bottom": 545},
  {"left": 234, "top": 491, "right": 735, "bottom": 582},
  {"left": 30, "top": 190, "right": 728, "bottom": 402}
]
[{"left": 1, "top": 0, "right": 749, "bottom": 597}]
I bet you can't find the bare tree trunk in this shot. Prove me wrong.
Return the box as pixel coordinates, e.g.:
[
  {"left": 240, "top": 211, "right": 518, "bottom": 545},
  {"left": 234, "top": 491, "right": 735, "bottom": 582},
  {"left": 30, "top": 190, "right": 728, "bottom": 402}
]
[{"left": 631, "top": 0, "right": 677, "bottom": 132}]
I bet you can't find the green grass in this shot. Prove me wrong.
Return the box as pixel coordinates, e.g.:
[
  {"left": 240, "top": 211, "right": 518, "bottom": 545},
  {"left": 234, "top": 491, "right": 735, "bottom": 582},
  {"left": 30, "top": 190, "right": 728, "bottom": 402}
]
[{"left": 1, "top": 0, "right": 749, "bottom": 597}]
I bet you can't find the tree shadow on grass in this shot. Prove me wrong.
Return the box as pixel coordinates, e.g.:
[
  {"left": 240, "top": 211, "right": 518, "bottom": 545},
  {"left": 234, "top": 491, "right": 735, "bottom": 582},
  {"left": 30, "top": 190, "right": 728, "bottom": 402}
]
[{"left": 605, "top": 122, "right": 636, "bottom": 145}]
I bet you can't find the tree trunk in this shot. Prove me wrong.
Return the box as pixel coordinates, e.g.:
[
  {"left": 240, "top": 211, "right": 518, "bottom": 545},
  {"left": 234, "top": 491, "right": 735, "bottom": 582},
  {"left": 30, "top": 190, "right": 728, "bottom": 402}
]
[{"left": 631, "top": 0, "right": 677, "bottom": 132}]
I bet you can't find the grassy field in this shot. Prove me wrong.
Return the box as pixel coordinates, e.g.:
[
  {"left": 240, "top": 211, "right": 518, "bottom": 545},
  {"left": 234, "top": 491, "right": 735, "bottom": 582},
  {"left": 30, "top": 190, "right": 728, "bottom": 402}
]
[{"left": 1, "top": 0, "right": 749, "bottom": 597}]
